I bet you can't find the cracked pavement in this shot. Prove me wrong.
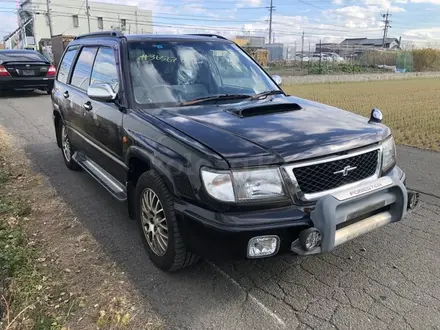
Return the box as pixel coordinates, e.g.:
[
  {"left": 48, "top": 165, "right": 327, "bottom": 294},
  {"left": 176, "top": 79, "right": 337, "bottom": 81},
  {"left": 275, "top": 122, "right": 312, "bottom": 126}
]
[{"left": 1, "top": 91, "right": 440, "bottom": 329}]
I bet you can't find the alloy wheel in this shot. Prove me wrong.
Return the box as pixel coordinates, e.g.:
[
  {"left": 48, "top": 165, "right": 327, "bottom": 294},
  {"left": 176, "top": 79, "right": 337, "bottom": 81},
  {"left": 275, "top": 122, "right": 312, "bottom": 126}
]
[
  {"left": 141, "top": 188, "right": 169, "bottom": 256},
  {"left": 61, "top": 125, "right": 71, "bottom": 162}
]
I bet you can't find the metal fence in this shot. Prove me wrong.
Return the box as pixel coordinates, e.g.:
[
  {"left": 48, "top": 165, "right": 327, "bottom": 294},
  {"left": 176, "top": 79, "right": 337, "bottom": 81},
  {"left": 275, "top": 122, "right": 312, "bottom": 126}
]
[
  {"left": 265, "top": 49, "right": 415, "bottom": 76},
  {"left": 264, "top": 40, "right": 440, "bottom": 76}
]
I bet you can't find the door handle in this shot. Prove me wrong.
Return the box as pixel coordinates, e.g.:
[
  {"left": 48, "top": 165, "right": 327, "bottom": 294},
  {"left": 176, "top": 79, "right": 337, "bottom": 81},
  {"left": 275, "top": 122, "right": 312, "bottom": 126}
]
[
  {"left": 83, "top": 101, "right": 93, "bottom": 111},
  {"left": 63, "top": 91, "right": 69, "bottom": 98}
]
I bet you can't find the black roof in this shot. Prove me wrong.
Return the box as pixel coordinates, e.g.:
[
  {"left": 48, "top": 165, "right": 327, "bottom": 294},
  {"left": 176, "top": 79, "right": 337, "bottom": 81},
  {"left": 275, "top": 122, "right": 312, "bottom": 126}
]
[
  {"left": 73, "top": 31, "right": 230, "bottom": 43},
  {"left": 0, "top": 49, "right": 49, "bottom": 63},
  {"left": 341, "top": 38, "right": 398, "bottom": 46},
  {"left": 0, "top": 49, "right": 40, "bottom": 53},
  {"left": 125, "top": 34, "right": 229, "bottom": 41}
]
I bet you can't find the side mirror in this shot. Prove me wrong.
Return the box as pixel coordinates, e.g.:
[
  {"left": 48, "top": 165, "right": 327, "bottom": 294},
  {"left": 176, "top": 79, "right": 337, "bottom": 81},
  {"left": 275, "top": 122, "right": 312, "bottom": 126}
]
[
  {"left": 369, "top": 108, "right": 383, "bottom": 123},
  {"left": 272, "top": 75, "right": 282, "bottom": 86},
  {"left": 87, "top": 83, "right": 117, "bottom": 102}
]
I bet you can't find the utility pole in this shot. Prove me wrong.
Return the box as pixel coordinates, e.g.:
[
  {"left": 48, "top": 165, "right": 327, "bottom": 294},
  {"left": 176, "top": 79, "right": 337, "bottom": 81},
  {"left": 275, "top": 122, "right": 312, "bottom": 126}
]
[
  {"left": 319, "top": 39, "right": 322, "bottom": 74},
  {"left": 268, "top": 0, "right": 274, "bottom": 44},
  {"left": 381, "top": 10, "right": 392, "bottom": 48},
  {"left": 85, "top": 0, "right": 91, "bottom": 33},
  {"left": 300, "top": 31, "right": 304, "bottom": 68},
  {"left": 46, "top": 0, "right": 53, "bottom": 37},
  {"left": 301, "top": 31, "right": 304, "bottom": 56},
  {"left": 32, "top": 10, "right": 38, "bottom": 49},
  {"left": 135, "top": 10, "right": 138, "bottom": 33},
  {"left": 308, "top": 40, "right": 311, "bottom": 74}
]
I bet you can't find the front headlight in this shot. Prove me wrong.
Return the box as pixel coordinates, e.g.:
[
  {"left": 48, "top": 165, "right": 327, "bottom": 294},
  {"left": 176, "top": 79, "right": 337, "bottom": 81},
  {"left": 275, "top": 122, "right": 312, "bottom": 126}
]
[
  {"left": 382, "top": 135, "right": 396, "bottom": 171},
  {"left": 201, "top": 168, "right": 285, "bottom": 202},
  {"left": 233, "top": 168, "right": 285, "bottom": 201}
]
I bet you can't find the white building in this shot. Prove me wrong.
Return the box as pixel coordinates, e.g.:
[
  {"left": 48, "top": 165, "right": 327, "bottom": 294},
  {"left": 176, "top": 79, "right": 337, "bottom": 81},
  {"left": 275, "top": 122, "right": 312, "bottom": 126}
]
[{"left": 4, "top": 0, "right": 152, "bottom": 49}]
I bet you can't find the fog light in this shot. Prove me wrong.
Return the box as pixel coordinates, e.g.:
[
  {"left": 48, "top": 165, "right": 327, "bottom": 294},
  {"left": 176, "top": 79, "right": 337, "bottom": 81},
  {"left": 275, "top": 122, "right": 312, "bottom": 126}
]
[
  {"left": 247, "top": 236, "right": 279, "bottom": 258},
  {"left": 299, "top": 228, "right": 322, "bottom": 251}
]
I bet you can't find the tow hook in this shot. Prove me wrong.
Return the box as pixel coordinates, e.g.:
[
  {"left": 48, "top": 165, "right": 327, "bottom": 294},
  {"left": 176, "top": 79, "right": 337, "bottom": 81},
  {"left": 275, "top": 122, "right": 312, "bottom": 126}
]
[{"left": 407, "top": 191, "right": 420, "bottom": 210}]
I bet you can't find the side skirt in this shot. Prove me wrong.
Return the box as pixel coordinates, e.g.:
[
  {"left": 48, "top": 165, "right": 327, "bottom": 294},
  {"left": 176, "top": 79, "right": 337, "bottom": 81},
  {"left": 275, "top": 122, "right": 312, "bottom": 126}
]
[{"left": 72, "top": 151, "right": 127, "bottom": 202}]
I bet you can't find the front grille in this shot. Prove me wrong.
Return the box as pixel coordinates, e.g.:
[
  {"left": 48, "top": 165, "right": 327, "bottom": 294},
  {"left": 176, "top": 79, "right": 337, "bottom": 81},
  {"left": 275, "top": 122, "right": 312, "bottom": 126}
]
[{"left": 292, "top": 149, "right": 379, "bottom": 194}]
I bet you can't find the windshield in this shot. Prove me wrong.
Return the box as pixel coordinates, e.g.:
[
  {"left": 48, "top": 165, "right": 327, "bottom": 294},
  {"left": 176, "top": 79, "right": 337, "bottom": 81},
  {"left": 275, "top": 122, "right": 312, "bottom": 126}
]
[{"left": 128, "top": 40, "right": 280, "bottom": 107}]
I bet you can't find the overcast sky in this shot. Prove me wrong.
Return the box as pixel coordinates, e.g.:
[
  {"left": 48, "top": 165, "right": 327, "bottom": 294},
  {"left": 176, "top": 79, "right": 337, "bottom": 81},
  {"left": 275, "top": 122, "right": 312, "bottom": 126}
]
[{"left": 1, "top": 0, "right": 440, "bottom": 46}]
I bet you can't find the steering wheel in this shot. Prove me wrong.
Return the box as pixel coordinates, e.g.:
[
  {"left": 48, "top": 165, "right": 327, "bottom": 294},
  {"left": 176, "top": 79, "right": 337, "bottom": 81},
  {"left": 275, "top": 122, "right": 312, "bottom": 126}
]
[
  {"left": 151, "top": 84, "right": 184, "bottom": 101},
  {"left": 151, "top": 84, "right": 180, "bottom": 92}
]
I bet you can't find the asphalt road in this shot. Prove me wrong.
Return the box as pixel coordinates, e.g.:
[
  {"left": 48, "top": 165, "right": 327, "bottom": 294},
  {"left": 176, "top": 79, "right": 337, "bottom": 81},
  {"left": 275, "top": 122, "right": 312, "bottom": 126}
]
[{"left": 1, "top": 91, "right": 440, "bottom": 330}]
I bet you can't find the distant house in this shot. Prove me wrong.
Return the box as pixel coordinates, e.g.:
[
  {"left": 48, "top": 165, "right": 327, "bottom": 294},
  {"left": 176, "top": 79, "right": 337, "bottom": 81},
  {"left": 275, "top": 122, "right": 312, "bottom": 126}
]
[
  {"left": 316, "top": 43, "right": 340, "bottom": 53},
  {"left": 340, "top": 38, "right": 400, "bottom": 50}
]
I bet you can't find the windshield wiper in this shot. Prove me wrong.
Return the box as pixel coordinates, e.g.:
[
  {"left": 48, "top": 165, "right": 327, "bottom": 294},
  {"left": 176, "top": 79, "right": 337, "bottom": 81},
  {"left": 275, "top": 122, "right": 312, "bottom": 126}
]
[
  {"left": 250, "top": 90, "right": 284, "bottom": 100},
  {"left": 180, "top": 94, "right": 250, "bottom": 106}
]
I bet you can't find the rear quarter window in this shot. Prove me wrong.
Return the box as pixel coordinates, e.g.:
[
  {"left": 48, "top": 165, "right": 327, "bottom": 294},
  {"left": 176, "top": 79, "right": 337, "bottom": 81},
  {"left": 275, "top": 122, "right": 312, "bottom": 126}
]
[{"left": 57, "top": 47, "right": 79, "bottom": 84}]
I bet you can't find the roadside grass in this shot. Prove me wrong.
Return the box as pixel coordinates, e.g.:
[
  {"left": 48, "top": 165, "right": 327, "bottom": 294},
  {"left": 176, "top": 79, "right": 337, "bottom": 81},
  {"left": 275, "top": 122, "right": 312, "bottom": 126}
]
[
  {"left": 0, "top": 158, "right": 72, "bottom": 329},
  {"left": 0, "top": 129, "right": 163, "bottom": 330},
  {"left": 284, "top": 78, "right": 440, "bottom": 151}
]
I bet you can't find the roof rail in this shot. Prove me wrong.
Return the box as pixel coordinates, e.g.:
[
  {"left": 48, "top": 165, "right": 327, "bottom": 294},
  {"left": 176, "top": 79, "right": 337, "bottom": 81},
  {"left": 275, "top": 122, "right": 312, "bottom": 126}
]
[
  {"left": 186, "top": 34, "right": 228, "bottom": 40},
  {"left": 74, "top": 31, "right": 124, "bottom": 40}
]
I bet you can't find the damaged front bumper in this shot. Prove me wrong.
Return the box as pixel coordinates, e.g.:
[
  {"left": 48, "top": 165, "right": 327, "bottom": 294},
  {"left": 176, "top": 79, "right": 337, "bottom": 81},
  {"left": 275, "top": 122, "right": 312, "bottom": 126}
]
[{"left": 291, "top": 176, "right": 419, "bottom": 255}]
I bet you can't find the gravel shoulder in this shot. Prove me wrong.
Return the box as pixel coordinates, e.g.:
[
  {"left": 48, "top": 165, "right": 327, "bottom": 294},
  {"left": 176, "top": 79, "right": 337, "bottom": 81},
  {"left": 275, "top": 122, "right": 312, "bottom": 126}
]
[{"left": 0, "top": 126, "right": 162, "bottom": 329}]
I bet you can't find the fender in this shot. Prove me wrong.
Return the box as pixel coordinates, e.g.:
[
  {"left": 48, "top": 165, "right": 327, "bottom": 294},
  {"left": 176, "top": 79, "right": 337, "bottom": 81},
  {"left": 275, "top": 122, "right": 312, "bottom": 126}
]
[
  {"left": 125, "top": 144, "right": 182, "bottom": 197},
  {"left": 52, "top": 106, "right": 64, "bottom": 148}
]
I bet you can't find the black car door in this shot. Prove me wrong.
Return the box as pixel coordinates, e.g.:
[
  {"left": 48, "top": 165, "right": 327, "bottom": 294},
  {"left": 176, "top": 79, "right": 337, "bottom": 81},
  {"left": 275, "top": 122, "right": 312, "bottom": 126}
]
[
  {"left": 67, "top": 46, "right": 99, "bottom": 157},
  {"left": 81, "top": 46, "right": 126, "bottom": 184}
]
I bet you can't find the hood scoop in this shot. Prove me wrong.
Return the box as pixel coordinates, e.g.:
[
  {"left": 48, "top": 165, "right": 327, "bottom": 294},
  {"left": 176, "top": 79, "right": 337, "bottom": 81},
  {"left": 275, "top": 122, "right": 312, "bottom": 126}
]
[{"left": 225, "top": 102, "right": 302, "bottom": 118}]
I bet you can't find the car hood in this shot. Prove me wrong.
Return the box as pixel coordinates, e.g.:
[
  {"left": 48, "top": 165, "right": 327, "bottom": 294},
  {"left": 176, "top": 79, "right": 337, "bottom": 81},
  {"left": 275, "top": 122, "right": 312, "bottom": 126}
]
[{"left": 150, "top": 95, "right": 390, "bottom": 168}]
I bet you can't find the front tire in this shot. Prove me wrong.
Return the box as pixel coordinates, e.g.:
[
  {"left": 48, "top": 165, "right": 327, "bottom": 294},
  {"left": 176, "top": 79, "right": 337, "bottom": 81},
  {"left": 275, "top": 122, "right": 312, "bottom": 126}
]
[
  {"left": 136, "top": 170, "right": 199, "bottom": 271},
  {"left": 59, "top": 122, "right": 81, "bottom": 171}
]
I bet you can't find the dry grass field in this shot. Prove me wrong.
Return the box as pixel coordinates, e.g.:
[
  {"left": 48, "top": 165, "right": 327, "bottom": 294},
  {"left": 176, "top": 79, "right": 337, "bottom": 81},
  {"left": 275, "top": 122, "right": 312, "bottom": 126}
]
[{"left": 284, "top": 78, "right": 440, "bottom": 151}]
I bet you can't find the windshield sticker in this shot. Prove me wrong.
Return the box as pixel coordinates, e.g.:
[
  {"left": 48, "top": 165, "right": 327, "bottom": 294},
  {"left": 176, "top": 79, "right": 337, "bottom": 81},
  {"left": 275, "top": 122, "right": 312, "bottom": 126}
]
[{"left": 138, "top": 54, "right": 177, "bottom": 63}]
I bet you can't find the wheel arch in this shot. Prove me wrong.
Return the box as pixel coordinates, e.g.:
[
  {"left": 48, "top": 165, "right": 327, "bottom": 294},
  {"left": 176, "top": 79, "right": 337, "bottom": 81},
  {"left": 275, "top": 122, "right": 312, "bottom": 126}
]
[
  {"left": 125, "top": 146, "right": 179, "bottom": 219},
  {"left": 53, "top": 109, "right": 62, "bottom": 148}
]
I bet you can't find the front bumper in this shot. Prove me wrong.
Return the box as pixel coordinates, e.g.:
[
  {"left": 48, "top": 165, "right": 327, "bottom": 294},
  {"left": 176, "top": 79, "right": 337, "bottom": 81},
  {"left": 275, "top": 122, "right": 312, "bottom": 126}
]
[
  {"left": 175, "top": 166, "right": 416, "bottom": 260},
  {"left": 0, "top": 76, "right": 54, "bottom": 90},
  {"left": 291, "top": 175, "right": 407, "bottom": 255}
]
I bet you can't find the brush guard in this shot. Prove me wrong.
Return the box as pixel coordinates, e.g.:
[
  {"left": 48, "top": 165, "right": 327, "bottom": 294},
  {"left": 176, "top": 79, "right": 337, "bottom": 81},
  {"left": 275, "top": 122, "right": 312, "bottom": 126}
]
[{"left": 291, "top": 176, "right": 411, "bottom": 255}]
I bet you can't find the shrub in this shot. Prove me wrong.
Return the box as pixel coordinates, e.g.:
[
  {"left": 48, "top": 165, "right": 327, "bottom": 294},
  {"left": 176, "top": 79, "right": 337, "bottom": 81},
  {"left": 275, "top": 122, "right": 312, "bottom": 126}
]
[{"left": 412, "top": 48, "right": 440, "bottom": 72}]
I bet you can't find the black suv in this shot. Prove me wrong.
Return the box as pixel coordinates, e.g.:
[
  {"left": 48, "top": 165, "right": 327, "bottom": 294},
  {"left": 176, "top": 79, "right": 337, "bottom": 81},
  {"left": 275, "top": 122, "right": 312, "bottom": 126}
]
[{"left": 51, "top": 31, "right": 417, "bottom": 271}]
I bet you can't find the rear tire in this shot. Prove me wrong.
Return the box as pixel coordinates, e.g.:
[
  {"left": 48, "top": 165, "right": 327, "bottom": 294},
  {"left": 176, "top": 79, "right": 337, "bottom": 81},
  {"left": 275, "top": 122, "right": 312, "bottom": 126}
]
[
  {"left": 136, "top": 170, "right": 199, "bottom": 271},
  {"left": 59, "top": 122, "right": 81, "bottom": 171}
]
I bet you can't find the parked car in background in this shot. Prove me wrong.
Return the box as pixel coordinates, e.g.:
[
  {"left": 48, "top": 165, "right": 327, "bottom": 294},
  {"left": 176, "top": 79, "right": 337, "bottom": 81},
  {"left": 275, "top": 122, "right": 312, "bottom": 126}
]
[
  {"left": 324, "top": 52, "right": 345, "bottom": 63},
  {"left": 295, "top": 53, "right": 309, "bottom": 62},
  {"left": 309, "top": 53, "right": 331, "bottom": 62},
  {"left": 0, "top": 49, "right": 56, "bottom": 94}
]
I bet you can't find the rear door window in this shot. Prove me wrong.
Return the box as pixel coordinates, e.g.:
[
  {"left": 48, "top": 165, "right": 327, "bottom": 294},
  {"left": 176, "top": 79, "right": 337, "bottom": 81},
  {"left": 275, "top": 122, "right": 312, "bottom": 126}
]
[
  {"left": 90, "top": 47, "right": 119, "bottom": 92},
  {"left": 57, "top": 47, "right": 79, "bottom": 84},
  {"left": 70, "top": 47, "right": 98, "bottom": 90}
]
